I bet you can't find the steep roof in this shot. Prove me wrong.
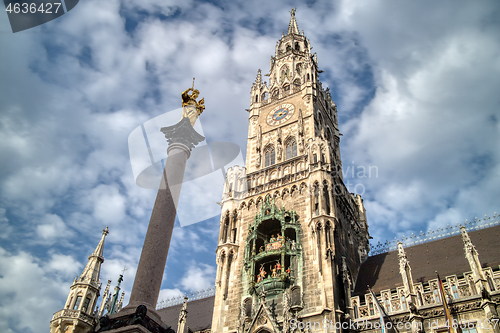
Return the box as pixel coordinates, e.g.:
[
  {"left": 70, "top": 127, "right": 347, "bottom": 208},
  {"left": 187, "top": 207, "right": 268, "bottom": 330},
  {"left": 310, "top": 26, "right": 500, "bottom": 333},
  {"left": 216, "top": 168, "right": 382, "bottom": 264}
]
[
  {"left": 354, "top": 224, "right": 500, "bottom": 295},
  {"left": 157, "top": 296, "right": 215, "bottom": 333}
]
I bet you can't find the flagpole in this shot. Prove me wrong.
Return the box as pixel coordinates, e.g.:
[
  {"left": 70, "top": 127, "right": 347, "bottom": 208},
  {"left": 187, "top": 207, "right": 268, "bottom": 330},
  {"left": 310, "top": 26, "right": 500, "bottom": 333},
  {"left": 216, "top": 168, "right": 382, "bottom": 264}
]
[
  {"left": 368, "top": 286, "right": 400, "bottom": 333},
  {"left": 436, "top": 271, "right": 455, "bottom": 333}
]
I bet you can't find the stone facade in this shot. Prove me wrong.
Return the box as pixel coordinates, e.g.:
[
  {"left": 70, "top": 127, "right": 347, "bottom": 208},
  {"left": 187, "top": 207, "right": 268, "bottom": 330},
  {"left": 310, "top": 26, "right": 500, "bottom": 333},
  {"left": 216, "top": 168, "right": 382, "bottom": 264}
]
[
  {"left": 352, "top": 224, "right": 500, "bottom": 333},
  {"left": 211, "top": 10, "right": 370, "bottom": 333}
]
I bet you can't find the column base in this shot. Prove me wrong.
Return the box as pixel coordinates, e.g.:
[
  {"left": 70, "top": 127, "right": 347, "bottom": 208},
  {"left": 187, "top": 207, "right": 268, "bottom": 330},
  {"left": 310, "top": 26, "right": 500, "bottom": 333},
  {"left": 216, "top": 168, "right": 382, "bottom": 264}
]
[{"left": 93, "top": 305, "right": 175, "bottom": 333}]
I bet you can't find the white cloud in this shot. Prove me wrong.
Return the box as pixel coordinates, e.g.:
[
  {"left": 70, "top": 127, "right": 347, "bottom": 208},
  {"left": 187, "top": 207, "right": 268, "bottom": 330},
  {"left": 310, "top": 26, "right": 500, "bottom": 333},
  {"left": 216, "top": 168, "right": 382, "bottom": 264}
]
[
  {"left": 0, "top": 248, "right": 70, "bottom": 333},
  {"left": 180, "top": 262, "right": 216, "bottom": 292}
]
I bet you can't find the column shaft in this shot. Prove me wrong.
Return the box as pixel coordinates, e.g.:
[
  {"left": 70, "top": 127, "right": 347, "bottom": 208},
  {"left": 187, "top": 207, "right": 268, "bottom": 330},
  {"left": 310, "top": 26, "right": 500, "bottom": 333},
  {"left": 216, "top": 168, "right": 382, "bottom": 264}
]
[{"left": 128, "top": 144, "right": 190, "bottom": 309}]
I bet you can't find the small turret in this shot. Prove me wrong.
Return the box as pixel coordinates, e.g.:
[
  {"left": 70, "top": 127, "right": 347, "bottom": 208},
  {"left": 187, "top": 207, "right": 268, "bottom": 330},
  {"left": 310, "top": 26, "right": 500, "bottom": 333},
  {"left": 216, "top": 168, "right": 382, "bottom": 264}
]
[{"left": 50, "top": 227, "right": 109, "bottom": 333}]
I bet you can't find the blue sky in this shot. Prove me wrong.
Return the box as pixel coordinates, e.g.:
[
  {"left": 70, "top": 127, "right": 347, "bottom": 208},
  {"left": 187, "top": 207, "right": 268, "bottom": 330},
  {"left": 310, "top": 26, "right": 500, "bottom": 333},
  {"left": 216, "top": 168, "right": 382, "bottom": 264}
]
[{"left": 1, "top": 1, "right": 500, "bottom": 332}]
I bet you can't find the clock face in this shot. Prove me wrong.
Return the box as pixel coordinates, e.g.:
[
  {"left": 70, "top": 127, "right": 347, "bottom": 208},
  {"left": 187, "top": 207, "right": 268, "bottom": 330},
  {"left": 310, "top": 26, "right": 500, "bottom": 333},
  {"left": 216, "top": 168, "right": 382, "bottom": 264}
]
[{"left": 267, "top": 103, "right": 295, "bottom": 126}]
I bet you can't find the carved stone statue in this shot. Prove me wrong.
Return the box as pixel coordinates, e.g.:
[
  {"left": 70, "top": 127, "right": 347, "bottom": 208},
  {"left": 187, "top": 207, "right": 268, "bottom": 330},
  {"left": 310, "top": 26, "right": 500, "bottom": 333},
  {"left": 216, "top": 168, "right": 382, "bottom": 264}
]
[
  {"left": 298, "top": 109, "right": 304, "bottom": 136},
  {"left": 256, "top": 125, "right": 262, "bottom": 152},
  {"left": 181, "top": 80, "right": 205, "bottom": 126}
]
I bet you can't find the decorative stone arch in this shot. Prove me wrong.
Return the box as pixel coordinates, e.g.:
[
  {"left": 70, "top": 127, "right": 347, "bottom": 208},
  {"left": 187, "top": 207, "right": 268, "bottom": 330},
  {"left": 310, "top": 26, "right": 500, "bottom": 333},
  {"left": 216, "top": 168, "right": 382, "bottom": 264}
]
[
  {"left": 299, "top": 182, "right": 308, "bottom": 195},
  {"left": 281, "top": 187, "right": 290, "bottom": 199},
  {"left": 256, "top": 196, "right": 263, "bottom": 207},
  {"left": 325, "top": 125, "right": 332, "bottom": 141},
  {"left": 290, "top": 185, "right": 298, "bottom": 197},
  {"left": 248, "top": 199, "right": 255, "bottom": 210},
  {"left": 310, "top": 143, "right": 319, "bottom": 163},
  {"left": 243, "top": 297, "right": 252, "bottom": 318},
  {"left": 312, "top": 181, "right": 320, "bottom": 215},
  {"left": 271, "top": 88, "right": 279, "bottom": 98},
  {"left": 317, "top": 111, "right": 324, "bottom": 126},
  {"left": 290, "top": 285, "right": 302, "bottom": 307},
  {"left": 295, "top": 62, "right": 303, "bottom": 75},
  {"left": 218, "top": 250, "right": 226, "bottom": 264},
  {"left": 324, "top": 220, "right": 333, "bottom": 250}
]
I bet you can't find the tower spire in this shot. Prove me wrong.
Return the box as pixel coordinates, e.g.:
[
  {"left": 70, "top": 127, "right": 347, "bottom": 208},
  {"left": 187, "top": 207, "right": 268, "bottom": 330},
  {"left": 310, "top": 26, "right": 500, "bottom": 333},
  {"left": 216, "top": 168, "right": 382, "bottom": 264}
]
[
  {"left": 79, "top": 226, "right": 109, "bottom": 285},
  {"left": 398, "top": 242, "right": 414, "bottom": 295},
  {"left": 50, "top": 227, "right": 109, "bottom": 333},
  {"left": 287, "top": 8, "right": 299, "bottom": 35}
]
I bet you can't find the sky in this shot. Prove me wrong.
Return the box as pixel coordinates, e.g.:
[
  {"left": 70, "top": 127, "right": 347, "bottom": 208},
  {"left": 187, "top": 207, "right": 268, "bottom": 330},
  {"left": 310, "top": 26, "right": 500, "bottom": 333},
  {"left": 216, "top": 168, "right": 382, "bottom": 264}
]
[{"left": 1, "top": 0, "right": 499, "bottom": 332}]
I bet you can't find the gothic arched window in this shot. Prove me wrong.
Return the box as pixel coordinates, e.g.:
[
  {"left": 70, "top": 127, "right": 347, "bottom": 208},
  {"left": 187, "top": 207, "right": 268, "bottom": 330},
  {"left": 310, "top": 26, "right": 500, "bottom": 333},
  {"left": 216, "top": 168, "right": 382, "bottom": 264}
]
[
  {"left": 82, "top": 296, "right": 92, "bottom": 313},
  {"left": 73, "top": 296, "right": 82, "bottom": 310},
  {"left": 286, "top": 139, "right": 297, "bottom": 160},
  {"left": 296, "top": 63, "right": 302, "bottom": 75},
  {"left": 291, "top": 286, "right": 301, "bottom": 307},
  {"left": 314, "top": 185, "right": 319, "bottom": 215},
  {"left": 244, "top": 297, "right": 252, "bottom": 318},
  {"left": 265, "top": 146, "right": 275, "bottom": 167},
  {"left": 295, "top": 42, "right": 300, "bottom": 51}
]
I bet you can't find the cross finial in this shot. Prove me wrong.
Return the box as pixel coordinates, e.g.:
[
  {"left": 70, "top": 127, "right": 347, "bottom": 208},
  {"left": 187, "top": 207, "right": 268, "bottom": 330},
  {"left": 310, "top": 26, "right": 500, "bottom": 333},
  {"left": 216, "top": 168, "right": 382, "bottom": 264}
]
[
  {"left": 121, "top": 266, "right": 129, "bottom": 275},
  {"left": 103, "top": 226, "right": 109, "bottom": 236},
  {"left": 290, "top": 8, "right": 296, "bottom": 16}
]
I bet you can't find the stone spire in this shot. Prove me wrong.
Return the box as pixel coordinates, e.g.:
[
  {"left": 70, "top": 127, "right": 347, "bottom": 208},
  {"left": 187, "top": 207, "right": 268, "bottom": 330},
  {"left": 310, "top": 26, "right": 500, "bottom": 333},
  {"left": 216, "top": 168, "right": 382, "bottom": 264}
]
[
  {"left": 287, "top": 8, "right": 299, "bottom": 35},
  {"left": 461, "top": 226, "right": 484, "bottom": 281},
  {"left": 177, "top": 296, "right": 188, "bottom": 333},
  {"left": 255, "top": 69, "right": 262, "bottom": 86},
  {"left": 397, "top": 242, "right": 414, "bottom": 295},
  {"left": 98, "top": 279, "right": 112, "bottom": 317},
  {"left": 79, "top": 226, "right": 109, "bottom": 286}
]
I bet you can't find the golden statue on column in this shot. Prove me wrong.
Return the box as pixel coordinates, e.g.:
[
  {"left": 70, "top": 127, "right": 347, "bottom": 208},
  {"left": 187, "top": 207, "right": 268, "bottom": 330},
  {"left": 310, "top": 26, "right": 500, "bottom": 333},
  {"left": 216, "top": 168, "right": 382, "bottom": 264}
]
[{"left": 181, "top": 78, "right": 205, "bottom": 126}]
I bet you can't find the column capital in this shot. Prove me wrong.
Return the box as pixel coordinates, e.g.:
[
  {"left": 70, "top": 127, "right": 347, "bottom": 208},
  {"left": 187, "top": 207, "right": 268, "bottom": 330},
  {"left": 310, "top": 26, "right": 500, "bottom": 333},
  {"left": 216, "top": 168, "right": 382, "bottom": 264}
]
[{"left": 160, "top": 117, "right": 205, "bottom": 151}]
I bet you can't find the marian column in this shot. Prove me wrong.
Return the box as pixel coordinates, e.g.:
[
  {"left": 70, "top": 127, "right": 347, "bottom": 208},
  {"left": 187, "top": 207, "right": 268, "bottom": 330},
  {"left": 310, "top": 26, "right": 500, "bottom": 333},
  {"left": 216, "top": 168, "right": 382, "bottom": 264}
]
[
  {"left": 127, "top": 86, "right": 205, "bottom": 311},
  {"left": 103, "top": 85, "right": 205, "bottom": 332}
]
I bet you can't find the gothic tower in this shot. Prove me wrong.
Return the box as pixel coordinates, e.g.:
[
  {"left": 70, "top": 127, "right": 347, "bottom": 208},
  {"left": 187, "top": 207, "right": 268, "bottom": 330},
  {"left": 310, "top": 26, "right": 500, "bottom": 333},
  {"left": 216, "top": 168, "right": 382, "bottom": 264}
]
[
  {"left": 50, "top": 227, "right": 109, "bottom": 333},
  {"left": 212, "top": 10, "right": 370, "bottom": 333}
]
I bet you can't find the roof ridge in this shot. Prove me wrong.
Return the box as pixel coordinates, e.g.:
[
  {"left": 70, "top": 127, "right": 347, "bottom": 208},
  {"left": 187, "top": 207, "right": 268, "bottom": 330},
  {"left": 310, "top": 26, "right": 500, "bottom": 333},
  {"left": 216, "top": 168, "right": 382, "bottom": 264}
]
[{"left": 369, "top": 213, "right": 499, "bottom": 256}]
